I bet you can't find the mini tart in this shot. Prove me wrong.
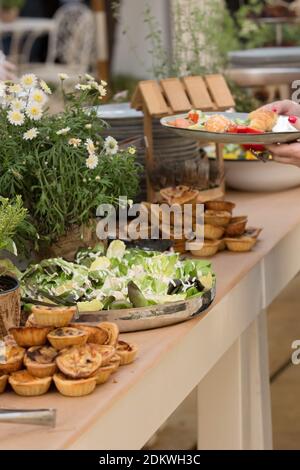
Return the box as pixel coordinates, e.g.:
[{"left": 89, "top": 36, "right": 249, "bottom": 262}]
[
  {"left": 9, "top": 370, "right": 52, "bottom": 396},
  {"left": 69, "top": 323, "right": 109, "bottom": 345},
  {"left": 218, "top": 238, "right": 226, "bottom": 252},
  {"left": 224, "top": 236, "right": 257, "bottom": 253},
  {"left": 116, "top": 340, "right": 138, "bottom": 365},
  {"left": 31, "top": 305, "right": 76, "bottom": 327},
  {"left": 109, "top": 354, "right": 121, "bottom": 374},
  {"left": 205, "top": 200, "right": 236, "bottom": 214},
  {"left": 25, "top": 314, "right": 39, "bottom": 327},
  {"left": 9, "top": 326, "right": 53, "bottom": 347},
  {"left": 0, "top": 374, "right": 8, "bottom": 393},
  {"left": 204, "top": 224, "right": 225, "bottom": 241},
  {"left": 94, "top": 345, "right": 115, "bottom": 366},
  {"left": 56, "top": 343, "right": 102, "bottom": 378},
  {"left": 190, "top": 240, "right": 220, "bottom": 257},
  {"left": 225, "top": 216, "right": 248, "bottom": 237},
  {"left": 47, "top": 327, "right": 88, "bottom": 350},
  {"left": 53, "top": 372, "right": 96, "bottom": 397},
  {"left": 91, "top": 364, "right": 115, "bottom": 385},
  {"left": 24, "top": 345, "right": 57, "bottom": 378},
  {"left": 244, "top": 227, "right": 262, "bottom": 239},
  {"left": 204, "top": 210, "right": 231, "bottom": 227},
  {"left": 0, "top": 344, "right": 25, "bottom": 374},
  {"left": 97, "top": 322, "right": 119, "bottom": 346}
]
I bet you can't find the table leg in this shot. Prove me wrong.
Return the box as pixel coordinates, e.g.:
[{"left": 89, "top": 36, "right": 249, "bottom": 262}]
[{"left": 197, "top": 311, "right": 272, "bottom": 450}]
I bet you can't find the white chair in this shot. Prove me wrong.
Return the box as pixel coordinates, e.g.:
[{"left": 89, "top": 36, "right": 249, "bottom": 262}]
[{"left": 19, "top": 3, "right": 95, "bottom": 85}]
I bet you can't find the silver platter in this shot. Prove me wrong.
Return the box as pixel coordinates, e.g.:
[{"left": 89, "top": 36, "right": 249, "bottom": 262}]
[
  {"left": 75, "top": 285, "right": 216, "bottom": 332},
  {"left": 161, "top": 112, "right": 300, "bottom": 144}
]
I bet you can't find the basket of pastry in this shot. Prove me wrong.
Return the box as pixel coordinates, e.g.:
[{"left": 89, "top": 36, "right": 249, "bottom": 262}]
[
  {"left": 189, "top": 199, "right": 262, "bottom": 257},
  {"left": 0, "top": 306, "right": 138, "bottom": 397}
]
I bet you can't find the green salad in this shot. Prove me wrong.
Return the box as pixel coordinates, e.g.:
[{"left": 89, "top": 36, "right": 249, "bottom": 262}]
[{"left": 21, "top": 241, "right": 215, "bottom": 311}]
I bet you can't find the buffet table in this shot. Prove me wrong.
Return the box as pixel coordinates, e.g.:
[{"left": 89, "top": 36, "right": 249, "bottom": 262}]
[{"left": 2, "top": 187, "right": 300, "bottom": 450}]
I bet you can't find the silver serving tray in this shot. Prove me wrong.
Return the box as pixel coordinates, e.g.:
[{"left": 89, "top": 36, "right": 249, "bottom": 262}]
[
  {"left": 75, "top": 285, "right": 216, "bottom": 332},
  {"left": 161, "top": 112, "right": 300, "bottom": 144}
]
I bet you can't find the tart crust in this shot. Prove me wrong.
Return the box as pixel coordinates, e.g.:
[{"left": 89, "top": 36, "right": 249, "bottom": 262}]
[
  {"left": 31, "top": 305, "right": 76, "bottom": 327},
  {"left": 0, "top": 374, "right": 8, "bottom": 393},
  {"left": 53, "top": 372, "right": 96, "bottom": 397},
  {"left": 190, "top": 240, "right": 220, "bottom": 257},
  {"left": 69, "top": 323, "right": 109, "bottom": 344},
  {"left": 116, "top": 340, "right": 138, "bottom": 365},
  {"left": 91, "top": 364, "right": 114, "bottom": 385},
  {"left": 225, "top": 216, "right": 248, "bottom": 237},
  {"left": 56, "top": 343, "right": 103, "bottom": 378},
  {"left": 24, "top": 346, "right": 57, "bottom": 378},
  {"left": 97, "top": 322, "right": 119, "bottom": 346},
  {"left": 204, "top": 224, "right": 225, "bottom": 241},
  {"left": 94, "top": 345, "right": 115, "bottom": 366},
  {"left": 224, "top": 236, "right": 257, "bottom": 252},
  {"left": 9, "top": 326, "right": 52, "bottom": 347},
  {"left": 205, "top": 200, "right": 236, "bottom": 214},
  {"left": 204, "top": 210, "right": 231, "bottom": 227},
  {"left": 47, "top": 327, "right": 88, "bottom": 350},
  {"left": 0, "top": 344, "right": 25, "bottom": 374},
  {"left": 9, "top": 370, "right": 52, "bottom": 396},
  {"left": 109, "top": 354, "right": 121, "bottom": 374}
]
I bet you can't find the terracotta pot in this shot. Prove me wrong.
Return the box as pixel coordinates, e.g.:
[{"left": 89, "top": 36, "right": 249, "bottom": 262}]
[
  {"left": 0, "top": 8, "right": 20, "bottom": 23},
  {"left": 0, "top": 275, "right": 20, "bottom": 339}
]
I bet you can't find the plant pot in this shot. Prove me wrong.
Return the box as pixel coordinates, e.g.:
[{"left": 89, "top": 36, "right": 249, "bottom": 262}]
[
  {"left": 38, "top": 221, "right": 99, "bottom": 261},
  {"left": 0, "top": 275, "right": 20, "bottom": 340},
  {"left": 0, "top": 8, "right": 20, "bottom": 22}
]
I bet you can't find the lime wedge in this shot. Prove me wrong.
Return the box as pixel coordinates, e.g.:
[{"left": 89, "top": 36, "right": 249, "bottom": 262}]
[
  {"left": 77, "top": 299, "right": 103, "bottom": 312},
  {"left": 90, "top": 256, "right": 110, "bottom": 271},
  {"left": 199, "top": 272, "right": 214, "bottom": 290},
  {"left": 106, "top": 240, "right": 126, "bottom": 259}
]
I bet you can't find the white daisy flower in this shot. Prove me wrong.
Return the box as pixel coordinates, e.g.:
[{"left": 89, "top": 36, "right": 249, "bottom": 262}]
[
  {"left": 95, "top": 175, "right": 101, "bottom": 181},
  {"left": 85, "top": 123, "right": 92, "bottom": 129},
  {"left": 98, "top": 85, "right": 107, "bottom": 97},
  {"left": 85, "top": 73, "right": 95, "bottom": 81},
  {"left": 20, "top": 74, "right": 37, "bottom": 89},
  {"left": 104, "top": 136, "right": 118, "bottom": 155},
  {"left": 56, "top": 127, "right": 70, "bottom": 135},
  {"left": 10, "top": 99, "right": 25, "bottom": 111},
  {"left": 86, "top": 154, "right": 98, "bottom": 170},
  {"left": 68, "top": 137, "right": 82, "bottom": 147},
  {"left": 40, "top": 79, "right": 52, "bottom": 95},
  {"left": 26, "top": 103, "right": 43, "bottom": 121},
  {"left": 128, "top": 146, "right": 136, "bottom": 155},
  {"left": 59, "top": 73, "right": 69, "bottom": 81},
  {"left": 30, "top": 88, "right": 47, "bottom": 105},
  {"left": 101, "top": 80, "right": 107, "bottom": 87},
  {"left": 75, "top": 83, "right": 91, "bottom": 91},
  {"left": 23, "top": 127, "right": 38, "bottom": 141},
  {"left": 7, "top": 110, "right": 25, "bottom": 126},
  {"left": 8, "top": 83, "right": 22, "bottom": 94},
  {"left": 85, "top": 138, "right": 96, "bottom": 155}
]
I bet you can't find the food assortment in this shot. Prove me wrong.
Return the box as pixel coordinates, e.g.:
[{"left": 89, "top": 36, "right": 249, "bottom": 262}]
[
  {"left": 0, "top": 309, "right": 138, "bottom": 397},
  {"left": 189, "top": 200, "right": 262, "bottom": 257},
  {"left": 21, "top": 241, "right": 215, "bottom": 311}
]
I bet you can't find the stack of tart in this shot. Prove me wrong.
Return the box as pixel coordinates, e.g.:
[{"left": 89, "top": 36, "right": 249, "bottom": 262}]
[
  {"left": 189, "top": 200, "right": 262, "bottom": 257},
  {"left": 0, "top": 305, "right": 138, "bottom": 397}
]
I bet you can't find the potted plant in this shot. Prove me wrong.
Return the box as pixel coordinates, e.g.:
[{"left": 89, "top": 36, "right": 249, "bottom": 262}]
[
  {"left": 0, "top": 0, "right": 25, "bottom": 22},
  {"left": 0, "top": 196, "right": 27, "bottom": 338},
  {"left": 0, "top": 73, "right": 141, "bottom": 257}
]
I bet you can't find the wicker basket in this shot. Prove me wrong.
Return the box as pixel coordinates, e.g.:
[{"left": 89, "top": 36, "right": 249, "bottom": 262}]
[{"left": 0, "top": 276, "right": 20, "bottom": 340}]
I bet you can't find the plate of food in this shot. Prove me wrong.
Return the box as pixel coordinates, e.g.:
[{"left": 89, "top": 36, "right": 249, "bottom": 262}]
[
  {"left": 161, "top": 109, "right": 300, "bottom": 145},
  {"left": 21, "top": 241, "right": 216, "bottom": 332}
]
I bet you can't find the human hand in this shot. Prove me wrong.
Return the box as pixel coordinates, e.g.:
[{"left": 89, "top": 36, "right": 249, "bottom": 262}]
[
  {"left": 266, "top": 115, "right": 300, "bottom": 167},
  {"left": 0, "top": 60, "right": 16, "bottom": 81},
  {"left": 261, "top": 99, "right": 300, "bottom": 118}
]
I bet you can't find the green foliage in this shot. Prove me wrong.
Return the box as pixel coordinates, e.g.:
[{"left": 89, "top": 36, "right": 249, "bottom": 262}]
[
  {"left": 0, "top": 195, "right": 27, "bottom": 254},
  {"left": 1, "top": 0, "right": 25, "bottom": 10},
  {"left": 0, "top": 76, "right": 141, "bottom": 248}
]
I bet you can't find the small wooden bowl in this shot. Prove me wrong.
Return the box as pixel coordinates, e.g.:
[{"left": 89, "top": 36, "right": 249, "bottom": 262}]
[
  {"left": 205, "top": 200, "right": 236, "bottom": 214},
  {"left": 224, "top": 236, "right": 257, "bottom": 252},
  {"left": 190, "top": 240, "right": 220, "bottom": 257},
  {"left": 204, "top": 224, "right": 225, "bottom": 241},
  {"left": 225, "top": 216, "right": 248, "bottom": 237},
  {"left": 204, "top": 210, "right": 231, "bottom": 227}
]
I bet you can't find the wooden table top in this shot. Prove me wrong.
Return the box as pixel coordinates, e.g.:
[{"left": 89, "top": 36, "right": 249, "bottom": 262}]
[{"left": 2, "top": 187, "right": 300, "bottom": 450}]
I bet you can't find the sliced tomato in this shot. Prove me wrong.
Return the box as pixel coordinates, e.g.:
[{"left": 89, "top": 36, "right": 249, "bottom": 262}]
[{"left": 188, "top": 111, "right": 199, "bottom": 124}]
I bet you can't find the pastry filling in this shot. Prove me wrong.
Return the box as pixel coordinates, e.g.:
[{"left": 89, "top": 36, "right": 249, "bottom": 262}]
[
  {"left": 51, "top": 327, "right": 84, "bottom": 337},
  {"left": 26, "top": 346, "right": 57, "bottom": 364},
  {"left": 117, "top": 341, "right": 133, "bottom": 352},
  {"left": 10, "top": 371, "right": 42, "bottom": 383}
]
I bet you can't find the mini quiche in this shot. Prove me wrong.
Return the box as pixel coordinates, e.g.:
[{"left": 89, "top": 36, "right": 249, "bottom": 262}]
[
  {"left": 0, "top": 374, "right": 8, "bottom": 393},
  {"left": 56, "top": 343, "right": 103, "bottom": 379},
  {"left": 97, "top": 322, "right": 119, "bottom": 346},
  {"left": 116, "top": 340, "right": 138, "bottom": 365},
  {"left": 9, "top": 370, "right": 52, "bottom": 396},
  {"left": 91, "top": 363, "right": 115, "bottom": 385},
  {"left": 31, "top": 305, "right": 76, "bottom": 327},
  {"left": 47, "top": 327, "right": 88, "bottom": 350},
  {"left": 53, "top": 372, "right": 96, "bottom": 397},
  {"left": 109, "top": 354, "right": 121, "bottom": 374},
  {"left": 9, "top": 326, "right": 52, "bottom": 348},
  {"left": 24, "top": 345, "right": 58, "bottom": 378},
  {"left": 0, "top": 343, "right": 25, "bottom": 374},
  {"left": 94, "top": 345, "right": 115, "bottom": 366},
  {"left": 69, "top": 323, "right": 109, "bottom": 345}
]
